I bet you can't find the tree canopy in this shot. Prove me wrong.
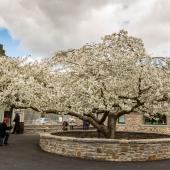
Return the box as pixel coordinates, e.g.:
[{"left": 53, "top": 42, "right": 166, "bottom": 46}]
[{"left": 1, "top": 30, "right": 170, "bottom": 138}]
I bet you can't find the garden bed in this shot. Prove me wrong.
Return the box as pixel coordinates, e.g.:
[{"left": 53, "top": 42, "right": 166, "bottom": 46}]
[
  {"left": 52, "top": 130, "right": 170, "bottom": 139},
  {"left": 40, "top": 131, "right": 170, "bottom": 161}
]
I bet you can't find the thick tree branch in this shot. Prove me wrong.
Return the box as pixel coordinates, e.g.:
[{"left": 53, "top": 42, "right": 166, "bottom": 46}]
[
  {"left": 99, "top": 111, "right": 109, "bottom": 124},
  {"left": 84, "top": 112, "right": 100, "bottom": 124},
  {"left": 68, "top": 111, "right": 107, "bottom": 133},
  {"left": 12, "top": 104, "right": 41, "bottom": 112}
]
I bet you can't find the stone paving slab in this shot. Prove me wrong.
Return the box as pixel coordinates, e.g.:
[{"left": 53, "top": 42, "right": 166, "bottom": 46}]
[{"left": 0, "top": 134, "right": 170, "bottom": 170}]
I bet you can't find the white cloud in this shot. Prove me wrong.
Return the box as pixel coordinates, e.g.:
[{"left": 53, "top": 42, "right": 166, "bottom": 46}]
[{"left": 0, "top": 0, "right": 169, "bottom": 57}]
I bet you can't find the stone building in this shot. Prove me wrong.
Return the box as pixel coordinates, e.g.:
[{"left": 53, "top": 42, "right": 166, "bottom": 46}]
[{"left": 117, "top": 112, "right": 170, "bottom": 135}]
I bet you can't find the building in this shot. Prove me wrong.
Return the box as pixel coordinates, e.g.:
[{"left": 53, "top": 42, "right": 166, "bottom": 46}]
[{"left": 117, "top": 113, "right": 170, "bottom": 135}]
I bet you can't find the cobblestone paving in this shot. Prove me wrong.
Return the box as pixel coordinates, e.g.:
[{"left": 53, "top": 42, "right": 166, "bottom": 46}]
[{"left": 0, "top": 134, "right": 170, "bottom": 170}]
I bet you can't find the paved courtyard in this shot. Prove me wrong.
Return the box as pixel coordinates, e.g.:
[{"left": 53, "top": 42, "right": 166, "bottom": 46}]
[{"left": 0, "top": 134, "right": 170, "bottom": 170}]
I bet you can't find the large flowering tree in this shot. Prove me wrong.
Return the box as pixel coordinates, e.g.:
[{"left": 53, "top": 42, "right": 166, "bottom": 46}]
[
  {"left": 43, "top": 30, "right": 170, "bottom": 138},
  {"left": 1, "top": 30, "right": 170, "bottom": 139}
]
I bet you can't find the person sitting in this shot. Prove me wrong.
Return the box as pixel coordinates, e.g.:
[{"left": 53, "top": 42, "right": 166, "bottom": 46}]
[
  {"left": 62, "top": 121, "right": 68, "bottom": 131},
  {"left": 0, "top": 118, "right": 12, "bottom": 146}
]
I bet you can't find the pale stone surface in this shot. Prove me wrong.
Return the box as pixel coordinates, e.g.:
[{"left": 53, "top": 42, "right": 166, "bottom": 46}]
[{"left": 39, "top": 132, "right": 170, "bottom": 161}]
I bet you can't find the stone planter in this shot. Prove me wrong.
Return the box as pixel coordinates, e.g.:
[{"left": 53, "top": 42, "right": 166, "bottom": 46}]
[{"left": 39, "top": 131, "right": 170, "bottom": 161}]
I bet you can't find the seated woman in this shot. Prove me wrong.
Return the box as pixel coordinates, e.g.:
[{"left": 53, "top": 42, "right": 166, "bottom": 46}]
[{"left": 62, "top": 121, "right": 69, "bottom": 131}]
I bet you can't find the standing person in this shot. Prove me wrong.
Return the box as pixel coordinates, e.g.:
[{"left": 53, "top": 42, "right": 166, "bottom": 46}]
[
  {"left": 83, "top": 120, "right": 90, "bottom": 130},
  {"left": 0, "top": 118, "right": 13, "bottom": 145},
  {"left": 83, "top": 119, "right": 86, "bottom": 130},
  {"left": 12, "top": 112, "right": 20, "bottom": 134},
  {"left": 85, "top": 120, "right": 90, "bottom": 130}
]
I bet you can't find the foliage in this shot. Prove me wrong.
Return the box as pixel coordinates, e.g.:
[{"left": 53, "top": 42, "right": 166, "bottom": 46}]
[{"left": 1, "top": 30, "right": 170, "bottom": 138}]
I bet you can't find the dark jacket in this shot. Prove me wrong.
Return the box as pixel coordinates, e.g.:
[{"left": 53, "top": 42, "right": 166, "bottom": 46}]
[
  {"left": 13, "top": 114, "right": 20, "bottom": 124},
  {"left": 0, "top": 123, "right": 12, "bottom": 138}
]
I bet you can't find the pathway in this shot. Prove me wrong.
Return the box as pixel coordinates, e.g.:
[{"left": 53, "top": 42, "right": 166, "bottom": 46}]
[{"left": 0, "top": 134, "right": 169, "bottom": 170}]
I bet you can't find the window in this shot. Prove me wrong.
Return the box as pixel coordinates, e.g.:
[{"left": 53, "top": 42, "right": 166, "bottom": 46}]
[
  {"left": 144, "top": 113, "right": 167, "bottom": 125},
  {"left": 118, "top": 115, "right": 125, "bottom": 124}
]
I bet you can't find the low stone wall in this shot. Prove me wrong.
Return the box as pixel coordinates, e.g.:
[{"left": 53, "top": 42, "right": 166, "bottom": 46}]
[
  {"left": 39, "top": 132, "right": 170, "bottom": 161},
  {"left": 24, "top": 124, "right": 62, "bottom": 134}
]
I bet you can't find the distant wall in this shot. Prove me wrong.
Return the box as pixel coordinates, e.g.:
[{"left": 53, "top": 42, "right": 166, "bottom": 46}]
[
  {"left": 117, "top": 113, "right": 170, "bottom": 135},
  {"left": 24, "top": 125, "right": 62, "bottom": 134}
]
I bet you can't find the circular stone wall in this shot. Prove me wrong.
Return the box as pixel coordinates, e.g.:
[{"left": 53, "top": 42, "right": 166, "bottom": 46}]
[{"left": 39, "top": 132, "right": 170, "bottom": 161}]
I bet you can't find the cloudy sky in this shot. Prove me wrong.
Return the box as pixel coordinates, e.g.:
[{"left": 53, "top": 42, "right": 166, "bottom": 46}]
[{"left": 0, "top": 0, "right": 169, "bottom": 58}]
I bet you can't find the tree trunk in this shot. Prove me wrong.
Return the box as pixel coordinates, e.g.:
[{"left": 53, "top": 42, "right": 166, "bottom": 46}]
[{"left": 107, "top": 114, "right": 117, "bottom": 139}]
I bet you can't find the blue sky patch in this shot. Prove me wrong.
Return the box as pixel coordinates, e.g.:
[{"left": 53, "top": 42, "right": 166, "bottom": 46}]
[{"left": 0, "top": 28, "right": 29, "bottom": 57}]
